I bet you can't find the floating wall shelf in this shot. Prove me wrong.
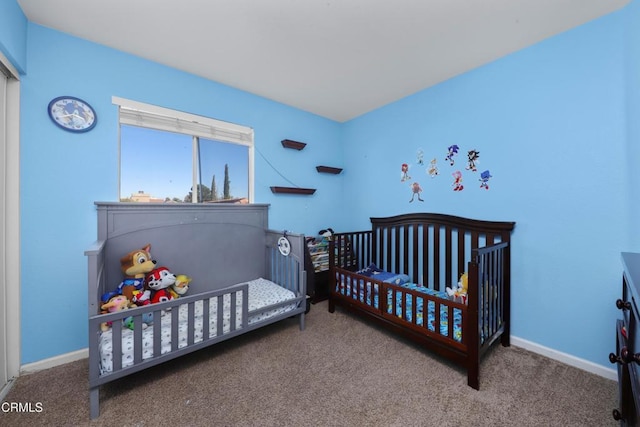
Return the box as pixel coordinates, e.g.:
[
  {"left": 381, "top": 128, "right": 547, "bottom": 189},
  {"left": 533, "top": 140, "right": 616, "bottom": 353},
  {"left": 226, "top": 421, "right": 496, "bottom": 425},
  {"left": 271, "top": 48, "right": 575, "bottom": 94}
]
[
  {"left": 281, "top": 139, "right": 307, "bottom": 150},
  {"left": 270, "top": 186, "right": 316, "bottom": 195},
  {"left": 316, "top": 166, "right": 343, "bottom": 174}
]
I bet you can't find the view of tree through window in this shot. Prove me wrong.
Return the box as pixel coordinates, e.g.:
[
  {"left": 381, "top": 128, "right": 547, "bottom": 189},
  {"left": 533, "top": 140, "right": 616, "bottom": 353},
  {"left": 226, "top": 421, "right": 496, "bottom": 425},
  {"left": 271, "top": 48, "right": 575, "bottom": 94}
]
[{"left": 120, "top": 125, "right": 249, "bottom": 203}]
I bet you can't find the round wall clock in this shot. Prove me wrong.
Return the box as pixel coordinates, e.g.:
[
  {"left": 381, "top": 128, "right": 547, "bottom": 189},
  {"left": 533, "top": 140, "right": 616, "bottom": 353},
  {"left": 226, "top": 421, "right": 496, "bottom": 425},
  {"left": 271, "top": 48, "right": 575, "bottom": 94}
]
[{"left": 48, "top": 96, "right": 97, "bottom": 132}]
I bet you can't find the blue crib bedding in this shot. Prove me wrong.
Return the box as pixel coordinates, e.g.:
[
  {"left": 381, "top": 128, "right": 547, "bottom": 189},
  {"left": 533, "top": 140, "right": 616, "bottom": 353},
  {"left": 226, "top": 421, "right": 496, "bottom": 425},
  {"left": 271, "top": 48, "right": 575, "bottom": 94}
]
[{"left": 335, "top": 268, "right": 463, "bottom": 342}]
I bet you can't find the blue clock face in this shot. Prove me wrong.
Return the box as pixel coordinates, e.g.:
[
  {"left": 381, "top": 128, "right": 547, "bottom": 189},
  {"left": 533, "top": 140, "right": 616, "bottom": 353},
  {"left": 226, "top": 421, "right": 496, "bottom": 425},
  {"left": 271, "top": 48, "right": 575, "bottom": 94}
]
[{"left": 48, "top": 96, "right": 97, "bottom": 132}]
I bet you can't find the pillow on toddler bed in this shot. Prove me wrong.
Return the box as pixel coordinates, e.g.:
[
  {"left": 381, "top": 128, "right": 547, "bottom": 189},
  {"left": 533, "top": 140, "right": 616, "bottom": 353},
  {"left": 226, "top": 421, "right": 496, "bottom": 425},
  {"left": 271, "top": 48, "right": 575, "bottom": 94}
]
[{"left": 356, "top": 263, "right": 410, "bottom": 285}]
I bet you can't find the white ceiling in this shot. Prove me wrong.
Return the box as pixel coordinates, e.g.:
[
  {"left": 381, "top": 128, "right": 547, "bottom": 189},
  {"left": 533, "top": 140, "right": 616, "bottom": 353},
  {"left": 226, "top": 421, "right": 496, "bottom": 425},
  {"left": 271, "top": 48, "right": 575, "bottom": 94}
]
[{"left": 17, "top": 0, "right": 630, "bottom": 122}]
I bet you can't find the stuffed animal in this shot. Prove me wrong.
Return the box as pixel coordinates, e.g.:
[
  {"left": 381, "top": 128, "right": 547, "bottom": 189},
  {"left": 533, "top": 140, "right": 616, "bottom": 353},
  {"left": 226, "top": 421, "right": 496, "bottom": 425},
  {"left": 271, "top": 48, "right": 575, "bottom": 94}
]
[
  {"left": 446, "top": 272, "right": 468, "bottom": 303},
  {"left": 100, "top": 294, "right": 134, "bottom": 331},
  {"left": 318, "top": 228, "right": 334, "bottom": 241},
  {"left": 119, "top": 244, "right": 157, "bottom": 302},
  {"left": 458, "top": 272, "right": 468, "bottom": 295},
  {"left": 117, "top": 277, "right": 145, "bottom": 304},
  {"left": 146, "top": 266, "right": 177, "bottom": 304},
  {"left": 121, "top": 244, "right": 156, "bottom": 278},
  {"left": 145, "top": 266, "right": 176, "bottom": 291},
  {"left": 167, "top": 274, "right": 191, "bottom": 299}
]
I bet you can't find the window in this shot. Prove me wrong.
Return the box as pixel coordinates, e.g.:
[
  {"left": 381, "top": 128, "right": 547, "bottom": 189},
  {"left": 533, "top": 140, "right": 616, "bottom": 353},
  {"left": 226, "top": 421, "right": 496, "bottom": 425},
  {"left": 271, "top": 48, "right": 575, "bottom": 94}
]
[{"left": 114, "top": 97, "right": 254, "bottom": 203}]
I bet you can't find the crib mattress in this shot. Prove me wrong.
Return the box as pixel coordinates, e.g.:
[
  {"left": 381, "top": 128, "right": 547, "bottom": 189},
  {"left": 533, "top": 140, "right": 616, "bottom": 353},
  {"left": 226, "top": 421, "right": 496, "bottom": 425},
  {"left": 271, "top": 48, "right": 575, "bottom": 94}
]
[
  {"left": 335, "top": 275, "right": 462, "bottom": 342},
  {"left": 99, "top": 278, "right": 296, "bottom": 374}
]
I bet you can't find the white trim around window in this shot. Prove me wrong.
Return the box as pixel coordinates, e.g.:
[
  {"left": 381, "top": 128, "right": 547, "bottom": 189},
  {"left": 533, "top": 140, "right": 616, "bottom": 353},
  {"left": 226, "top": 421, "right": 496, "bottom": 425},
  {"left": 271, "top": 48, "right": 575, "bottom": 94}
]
[{"left": 112, "top": 96, "right": 255, "bottom": 203}]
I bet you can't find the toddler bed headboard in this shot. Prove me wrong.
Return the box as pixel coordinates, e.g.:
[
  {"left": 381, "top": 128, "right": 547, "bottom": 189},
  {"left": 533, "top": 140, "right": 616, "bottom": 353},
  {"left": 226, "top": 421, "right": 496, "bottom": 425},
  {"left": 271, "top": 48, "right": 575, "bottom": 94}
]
[{"left": 86, "top": 202, "right": 304, "bottom": 316}]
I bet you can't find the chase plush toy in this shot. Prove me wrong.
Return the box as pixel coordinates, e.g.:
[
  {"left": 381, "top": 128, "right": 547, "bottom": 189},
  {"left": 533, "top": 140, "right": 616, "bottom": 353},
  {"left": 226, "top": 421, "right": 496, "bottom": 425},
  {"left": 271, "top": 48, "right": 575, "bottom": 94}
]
[{"left": 118, "top": 244, "right": 157, "bottom": 304}]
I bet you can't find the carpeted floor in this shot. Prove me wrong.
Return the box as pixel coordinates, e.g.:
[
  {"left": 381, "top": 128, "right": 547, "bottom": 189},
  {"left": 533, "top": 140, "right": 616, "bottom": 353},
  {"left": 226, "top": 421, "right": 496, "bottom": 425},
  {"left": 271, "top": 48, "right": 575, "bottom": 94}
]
[{"left": 0, "top": 301, "right": 618, "bottom": 426}]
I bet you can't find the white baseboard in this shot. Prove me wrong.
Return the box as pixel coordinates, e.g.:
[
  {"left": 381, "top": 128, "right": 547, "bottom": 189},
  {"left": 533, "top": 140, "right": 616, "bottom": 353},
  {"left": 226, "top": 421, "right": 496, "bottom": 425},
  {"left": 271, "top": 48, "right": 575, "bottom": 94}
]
[
  {"left": 20, "top": 348, "right": 88, "bottom": 375},
  {"left": 0, "top": 377, "right": 16, "bottom": 402},
  {"left": 511, "top": 336, "right": 617, "bottom": 381}
]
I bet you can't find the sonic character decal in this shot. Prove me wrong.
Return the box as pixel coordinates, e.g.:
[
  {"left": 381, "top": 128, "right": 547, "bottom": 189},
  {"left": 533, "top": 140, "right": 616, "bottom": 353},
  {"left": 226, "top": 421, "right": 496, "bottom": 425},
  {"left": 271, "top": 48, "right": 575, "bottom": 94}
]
[
  {"left": 428, "top": 158, "right": 439, "bottom": 178},
  {"left": 445, "top": 144, "right": 459, "bottom": 166},
  {"left": 479, "top": 170, "right": 492, "bottom": 190},
  {"left": 466, "top": 149, "right": 480, "bottom": 172},
  {"left": 401, "top": 163, "right": 411, "bottom": 182},
  {"left": 410, "top": 182, "right": 424, "bottom": 202},
  {"left": 452, "top": 170, "right": 464, "bottom": 191}
]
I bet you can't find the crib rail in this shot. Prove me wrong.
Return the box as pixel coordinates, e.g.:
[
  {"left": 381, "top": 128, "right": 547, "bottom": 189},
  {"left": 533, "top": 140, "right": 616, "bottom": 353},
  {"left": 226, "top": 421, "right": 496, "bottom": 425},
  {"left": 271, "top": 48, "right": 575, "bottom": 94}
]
[
  {"left": 382, "top": 282, "right": 467, "bottom": 352},
  {"left": 332, "top": 269, "right": 385, "bottom": 317},
  {"left": 469, "top": 241, "right": 510, "bottom": 355}
]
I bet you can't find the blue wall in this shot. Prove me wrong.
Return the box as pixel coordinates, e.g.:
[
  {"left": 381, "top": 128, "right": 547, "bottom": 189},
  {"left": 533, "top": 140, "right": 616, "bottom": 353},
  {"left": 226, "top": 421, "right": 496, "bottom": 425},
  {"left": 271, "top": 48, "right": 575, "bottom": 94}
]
[
  {"left": 342, "top": 10, "right": 627, "bottom": 367},
  {"left": 0, "top": 0, "right": 27, "bottom": 72},
  {"left": 2, "top": 0, "right": 637, "bottom": 370},
  {"left": 18, "top": 24, "right": 343, "bottom": 363},
  {"left": 626, "top": 0, "right": 640, "bottom": 251}
]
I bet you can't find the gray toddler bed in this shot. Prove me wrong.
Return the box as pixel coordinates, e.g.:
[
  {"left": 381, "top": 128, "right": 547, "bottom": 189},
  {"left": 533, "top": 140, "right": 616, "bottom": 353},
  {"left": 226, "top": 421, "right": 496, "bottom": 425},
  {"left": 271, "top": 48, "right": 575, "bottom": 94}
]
[{"left": 86, "top": 202, "right": 306, "bottom": 419}]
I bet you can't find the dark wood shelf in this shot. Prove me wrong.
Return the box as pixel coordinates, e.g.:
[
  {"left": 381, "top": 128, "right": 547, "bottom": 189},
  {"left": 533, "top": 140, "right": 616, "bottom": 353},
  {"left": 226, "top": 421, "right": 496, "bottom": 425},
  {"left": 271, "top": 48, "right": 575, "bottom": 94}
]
[
  {"left": 270, "top": 186, "right": 316, "bottom": 195},
  {"left": 281, "top": 139, "right": 307, "bottom": 150},
  {"left": 316, "top": 166, "right": 343, "bottom": 174}
]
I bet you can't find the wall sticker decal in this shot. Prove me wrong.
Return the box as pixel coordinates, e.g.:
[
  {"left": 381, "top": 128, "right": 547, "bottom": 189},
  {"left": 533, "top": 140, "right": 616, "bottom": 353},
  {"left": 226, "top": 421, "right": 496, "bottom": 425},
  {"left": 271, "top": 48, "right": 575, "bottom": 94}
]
[
  {"left": 452, "top": 170, "right": 464, "bottom": 191},
  {"left": 445, "top": 144, "right": 460, "bottom": 166},
  {"left": 401, "top": 163, "right": 411, "bottom": 182},
  {"left": 466, "top": 149, "right": 480, "bottom": 172},
  {"left": 410, "top": 182, "right": 424, "bottom": 202},
  {"left": 479, "top": 170, "right": 492, "bottom": 190},
  {"left": 428, "top": 158, "right": 439, "bottom": 178}
]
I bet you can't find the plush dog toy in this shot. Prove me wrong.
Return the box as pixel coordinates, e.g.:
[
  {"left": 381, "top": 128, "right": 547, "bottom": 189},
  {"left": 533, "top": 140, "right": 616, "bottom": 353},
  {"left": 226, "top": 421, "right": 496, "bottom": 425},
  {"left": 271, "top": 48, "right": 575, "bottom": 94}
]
[
  {"left": 118, "top": 244, "right": 157, "bottom": 303},
  {"left": 121, "top": 244, "right": 157, "bottom": 278},
  {"left": 146, "top": 266, "right": 177, "bottom": 304},
  {"left": 168, "top": 274, "right": 191, "bottom": 299}
]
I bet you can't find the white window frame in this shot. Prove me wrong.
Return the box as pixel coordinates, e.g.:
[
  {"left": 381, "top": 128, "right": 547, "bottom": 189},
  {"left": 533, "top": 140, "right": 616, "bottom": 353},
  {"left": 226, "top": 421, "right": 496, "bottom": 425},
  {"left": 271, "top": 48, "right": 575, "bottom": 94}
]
[{"left": 113, "top": 96, "right": 255, "bottom": 203}]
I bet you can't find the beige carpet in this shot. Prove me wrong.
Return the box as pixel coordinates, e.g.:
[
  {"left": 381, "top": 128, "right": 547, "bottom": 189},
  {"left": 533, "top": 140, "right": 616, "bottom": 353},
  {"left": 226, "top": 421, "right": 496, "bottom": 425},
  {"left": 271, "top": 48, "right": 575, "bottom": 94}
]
[{"left": 0, "top": 301, "right": 618, "bottom": 426}]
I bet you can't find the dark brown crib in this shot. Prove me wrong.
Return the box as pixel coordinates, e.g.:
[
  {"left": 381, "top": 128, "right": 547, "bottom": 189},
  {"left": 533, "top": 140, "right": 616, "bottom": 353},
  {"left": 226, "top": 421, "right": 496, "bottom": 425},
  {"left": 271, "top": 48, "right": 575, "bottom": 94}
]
[{"left": 328, "top": 213, "right": 515, "bottom": 389}]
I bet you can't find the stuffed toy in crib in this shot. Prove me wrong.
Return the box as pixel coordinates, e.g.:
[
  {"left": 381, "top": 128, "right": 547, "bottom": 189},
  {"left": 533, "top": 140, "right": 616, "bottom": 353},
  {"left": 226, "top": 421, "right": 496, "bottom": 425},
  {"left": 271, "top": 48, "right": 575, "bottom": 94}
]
[
  {"left": 446, "top": 272, "right": 468, "bottom": 304},
  {"left": 100, "top": 294, "right": 134, "bottom": 332},
  {"left": 146, "top": 266, "right": 177, "bottom": 304},
  {"left": 117, "top": 244, "right": 157, "bottom": 305},
  {"left": 168, "top": 274, "right": 191, "bottom": 299}
]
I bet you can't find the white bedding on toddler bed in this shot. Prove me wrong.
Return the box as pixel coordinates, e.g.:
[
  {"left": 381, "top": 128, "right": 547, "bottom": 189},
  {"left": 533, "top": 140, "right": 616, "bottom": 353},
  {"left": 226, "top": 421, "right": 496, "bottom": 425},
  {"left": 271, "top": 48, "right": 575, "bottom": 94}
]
[{"left": 99, "top": 277, "right": 297, "bottom": 375}]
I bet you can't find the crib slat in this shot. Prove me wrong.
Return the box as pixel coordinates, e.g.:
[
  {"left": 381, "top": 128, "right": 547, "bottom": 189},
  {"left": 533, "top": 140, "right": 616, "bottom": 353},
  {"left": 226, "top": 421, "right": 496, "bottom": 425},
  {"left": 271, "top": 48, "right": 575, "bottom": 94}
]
[
  {"left": 113, "top": 321, "right": 122, "bottom": 372},
  {"left": 403, "top": 225, "right": 409, "bottom": 275},
  {"left": 171, "top": 308, "right": 179, "bottom": 351},
  {"left": 433, "top": 225, "right": 441, "bottom": 290},
  {"left": 457, "top": 230, "right": 465, "bottom": 280},
  {"left": 153, "top": 310, "right": 161, "bottom": 356},
  {"left": 133, "top": 315, "right": 143, "bottom": 364},
  {"left": 188, "top": 302, "right": 195, "bottom": 346},
  {"left": 412, "top": 225, "right": 419, "bottom": 282},
  {"left": 230, "top": 292, "right": 237, "bottom": 331},
  {"left": 217, "top": 295, "right": 224, "bottom": 336},
  {"left": 445, "top": 226, "right": 452, "bottom": 288},
  {"left": 423, "top": 225, "right": 429, "bottom": 286},
  {"left": 203, "top": 298, "right": 210, "bottom": 340}
]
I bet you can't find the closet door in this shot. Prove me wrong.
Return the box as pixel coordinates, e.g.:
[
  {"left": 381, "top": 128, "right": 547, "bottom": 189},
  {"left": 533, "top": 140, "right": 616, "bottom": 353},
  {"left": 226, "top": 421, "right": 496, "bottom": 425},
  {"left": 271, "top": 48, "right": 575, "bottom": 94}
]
[{"left": 0, "top": 67, "right": 7, "bottom": 393}]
